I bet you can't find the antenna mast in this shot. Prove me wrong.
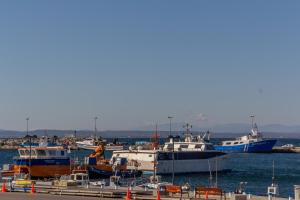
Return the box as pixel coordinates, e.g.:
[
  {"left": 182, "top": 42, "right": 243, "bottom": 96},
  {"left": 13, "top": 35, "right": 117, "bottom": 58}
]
[{"left": 250, "top": 115, "right": 255, "bottom": 128}]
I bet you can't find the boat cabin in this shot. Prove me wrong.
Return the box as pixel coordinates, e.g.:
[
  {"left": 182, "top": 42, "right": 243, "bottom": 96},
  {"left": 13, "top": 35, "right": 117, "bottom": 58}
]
[
  {"left": 163, "top": 131, "right": 215, "bottom": 152},
  {"left": 221, "top": 127, "right": 263, "bottom": 146},
  {"left": 163, "top": 142, "right": 215, "bottom": 151},
  {"left": 17, "top": 147, "right": 68, "bottom": 159}
]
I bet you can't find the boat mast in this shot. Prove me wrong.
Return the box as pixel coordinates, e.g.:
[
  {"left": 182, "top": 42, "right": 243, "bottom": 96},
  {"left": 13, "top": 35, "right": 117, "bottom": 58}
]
[
  {"left": 215, "top": 157, "right": 218, "bottom": 187},
  {"left": 272, "top": 160, "right": 275, "bottom": 185},
  {"left": 183, "top": 123, "right": 192, "bottom": 142},
  {"left": 152, "top": 123, "right": 159, "bottom": 183},
  {"left": 151, "top": 123, "right": 159, "bottom": 150},
  {"left": 250, "top": 115, "right": 255, "bottom": 129},
  {"left": 208, "top": 160, "right": 213, "bottom": 187}
]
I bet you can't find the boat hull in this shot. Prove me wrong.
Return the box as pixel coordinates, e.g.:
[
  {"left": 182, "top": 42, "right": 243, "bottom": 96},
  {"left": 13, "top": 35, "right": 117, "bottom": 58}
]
[
  {"left": 214, "top": 139, "right": 277, "bottom": 153},
  {"left": 113, "top": 150, "right": 231, "bottom": 174},
  {"left": 13, "top": 158, "right": 71, "bottom": 178},
  {"left": 156, "top": 154, "right": 231, "bottom": 174},
  {"left": 88, "top": 166, "right": 142, "bottom": 179}
]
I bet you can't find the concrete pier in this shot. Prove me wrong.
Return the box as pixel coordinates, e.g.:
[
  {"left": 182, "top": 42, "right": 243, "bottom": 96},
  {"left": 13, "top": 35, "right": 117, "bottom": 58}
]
[
  {"left": 0, "top": 193, "right": 102, "bottom": 200},
  {"left": 0, "top": 183, "right": 291, "bottom": 200},
  {"left": 0, "top": 192, "right": 290, "bottom": 200},
  {"left": 272, "top": 147, "right": 300, "bottom": 153}
]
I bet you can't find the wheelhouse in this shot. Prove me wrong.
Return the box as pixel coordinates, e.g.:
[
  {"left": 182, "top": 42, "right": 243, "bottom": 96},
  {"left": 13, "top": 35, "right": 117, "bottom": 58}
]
[{"left": 17, "top": 147, "right": 68, "bottom": 158}]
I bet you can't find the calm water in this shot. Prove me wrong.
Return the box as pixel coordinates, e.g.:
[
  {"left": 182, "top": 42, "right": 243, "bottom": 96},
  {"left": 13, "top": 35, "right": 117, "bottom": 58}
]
[{"left": 1, "top": 138, "right": 300, "bottom": 197}]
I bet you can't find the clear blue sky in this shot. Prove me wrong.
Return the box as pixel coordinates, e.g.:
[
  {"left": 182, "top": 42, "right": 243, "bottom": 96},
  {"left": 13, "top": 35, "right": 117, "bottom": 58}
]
[{"left": 0, "top": 1, "right": 300, "bottom": 130}]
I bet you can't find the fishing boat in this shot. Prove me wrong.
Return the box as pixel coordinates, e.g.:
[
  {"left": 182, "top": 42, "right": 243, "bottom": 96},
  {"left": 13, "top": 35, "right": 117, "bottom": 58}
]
[
  {"left": 84, "top": 144, "right": 142, "bottom": 179},
  {"left": 111, "top": 124, "right": 231, "bottom": 174},
  {"left": 13, "top": 146, "right": 71, "bottom": 178},
  {"left": 214, "top": 118, "right": 277, "bottom": 153}
]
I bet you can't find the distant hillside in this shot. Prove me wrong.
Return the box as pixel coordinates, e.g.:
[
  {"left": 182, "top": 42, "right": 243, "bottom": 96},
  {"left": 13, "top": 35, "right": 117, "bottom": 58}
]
[{"left": 0, "top": 123, "right": 300, "bottom": 139}]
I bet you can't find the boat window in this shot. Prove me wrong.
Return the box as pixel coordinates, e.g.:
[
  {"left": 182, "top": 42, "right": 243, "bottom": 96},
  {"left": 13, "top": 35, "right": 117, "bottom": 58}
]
[
  {"left": 195, "top": 144, "right": 202, "bottom": 149},
  {"left": 239, "top": 142, "right": 244, "bottom": 144},
  {"left": 49, "top": 151, "right": 56, "bottom": 156},
  {"left": 37, "top": 150, "right": 46, "bottom": 156},
  {"left": 76, "top": 175, "right": 82, "bottom": 180},
  {"left": 148, "top": 155, "right": 152, "bottom": 157},
  {"left": 19, "top": 150, "right": 25, "bottom": 156},
  {"left": 31, "top": 150, "right": 37, "bottom": 156},
  {"left": 24, "top": 150, "right": 30, "bottom": 155},
  {"left": 61, "top": 151, "right": 65, "bottom": 156},
  {"left": 180, "top": 145, "right": 188, "bottom": 149},
  {"left": 226, "top": 142, "right": 231, "bottom": 145},
  {"left": 234, "top": 142, "right": 239, "bottom": 145}
]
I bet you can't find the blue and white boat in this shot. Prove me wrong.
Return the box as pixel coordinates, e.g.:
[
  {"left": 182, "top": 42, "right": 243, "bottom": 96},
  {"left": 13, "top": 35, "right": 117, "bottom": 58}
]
[{"left": 215, "top": 123, "right": 277, "bottom": 153}]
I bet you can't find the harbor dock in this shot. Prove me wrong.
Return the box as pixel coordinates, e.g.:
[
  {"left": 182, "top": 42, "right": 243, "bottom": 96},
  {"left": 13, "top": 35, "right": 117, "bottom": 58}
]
[
  {"left": 0, "top": 182, "right": 292, "bottom": 200},
  {"left": 272, "top": 147, "right": 300, "bottom": 153},
  {"left": 0, "top": 189, "right": 291, "bottom": 200}
]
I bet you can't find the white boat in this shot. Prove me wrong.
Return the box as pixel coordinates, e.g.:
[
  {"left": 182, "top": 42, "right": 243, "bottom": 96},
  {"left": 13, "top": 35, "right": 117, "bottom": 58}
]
[
  {"left": 105, "top": 143, "right": 125, "bottom": 151},
  {"left": 111, "top": 124, "right": 231, "bottom": 174},
  {"left": 76, "top": 137, "right": 102, "bottom": 150},
  {"left": 76, "top": 137, "right": 124, "bottom": 151},
  {"left": 281, "top": 144, "right": 294, "bottom": 149}
]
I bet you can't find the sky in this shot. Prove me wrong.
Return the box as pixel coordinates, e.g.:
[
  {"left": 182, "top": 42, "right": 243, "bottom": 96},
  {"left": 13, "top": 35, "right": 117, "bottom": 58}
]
[{"left": 0, "top": 1, "right": 300, "bottom": 131}]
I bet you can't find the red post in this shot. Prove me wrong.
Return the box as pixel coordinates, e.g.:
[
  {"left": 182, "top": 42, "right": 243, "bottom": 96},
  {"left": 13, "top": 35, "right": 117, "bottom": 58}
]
[
  {"left": 205, "top": 191, "right": 209, "bottom": 200},
  {"left": 157, "top": 189, "right": 161, "bottom": 200},
  {"left": 125, "top": 188, "right": 131, "bottom": 200},
  {"left": 1, "top": 182, "right": 7, "bottom": 193},
  {"left": 31, "top": 181, "right": 35, "bottom": 193}
]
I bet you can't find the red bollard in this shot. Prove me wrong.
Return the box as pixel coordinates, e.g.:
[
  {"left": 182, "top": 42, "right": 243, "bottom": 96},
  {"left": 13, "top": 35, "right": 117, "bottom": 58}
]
[
  {"left": 125, "top": 188, "right": 131, "bottom": 200},
  {"left": 205, "top": 191, "right": 209, "bottom": 200},
  {"left": 31, "top": 181, "right": 35, "bottom": 193},
  {"left": 156, "top": 189, "right": 161, "bottom": 200},
  {"left": 1, "top": 182, "right": 7, "bottom": 193}
]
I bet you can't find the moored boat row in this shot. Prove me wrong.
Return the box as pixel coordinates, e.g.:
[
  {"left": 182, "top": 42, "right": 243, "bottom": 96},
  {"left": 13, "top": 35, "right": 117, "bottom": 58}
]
[{"left": 0, "top": 117, "right": 278, "bottom": 181}]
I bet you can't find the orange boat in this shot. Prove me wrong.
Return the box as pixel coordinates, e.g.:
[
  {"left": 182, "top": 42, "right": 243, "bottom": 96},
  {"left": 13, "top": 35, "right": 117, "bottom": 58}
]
[{"left": 12, "top": 146, "right": 71, "bottom": 178}]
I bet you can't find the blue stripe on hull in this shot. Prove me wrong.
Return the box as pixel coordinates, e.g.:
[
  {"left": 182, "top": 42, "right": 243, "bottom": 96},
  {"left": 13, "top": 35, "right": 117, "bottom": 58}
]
[
  {"left": 13, "top": 158, "right": 70, "bottom": 166},
  {"left": 214, "top": 139, "right": 277, "bottom": 153}
]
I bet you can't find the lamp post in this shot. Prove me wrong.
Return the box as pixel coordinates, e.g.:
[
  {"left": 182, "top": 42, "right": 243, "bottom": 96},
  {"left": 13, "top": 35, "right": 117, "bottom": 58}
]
[
  {"left": 26, "top": 117, "right": 31, "bottom": 180},
  {"left": 94, "top": 116, "right": 98, "bottom": 139},
  {"left": 168, "top": 116, "right": 174, "bottom": 185}
]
